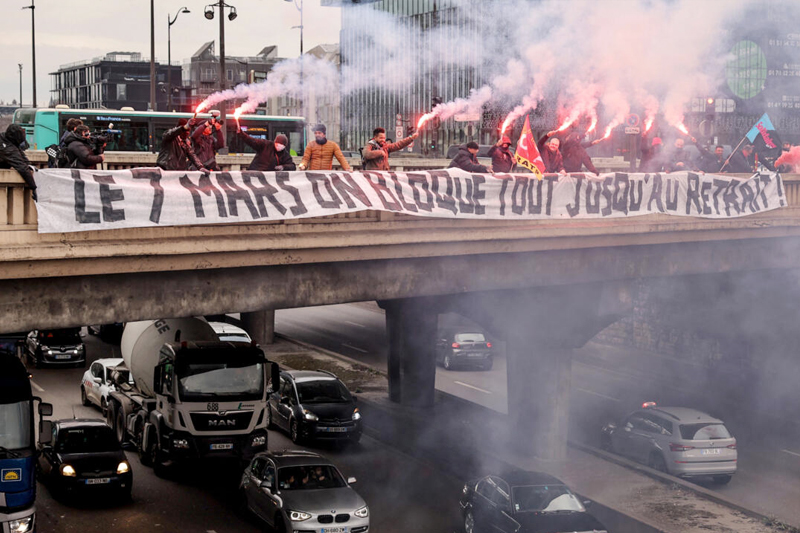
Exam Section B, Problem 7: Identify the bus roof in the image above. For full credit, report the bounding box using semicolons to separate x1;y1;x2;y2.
31;108;305;122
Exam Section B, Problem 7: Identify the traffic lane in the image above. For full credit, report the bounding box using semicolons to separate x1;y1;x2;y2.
434;356;509;414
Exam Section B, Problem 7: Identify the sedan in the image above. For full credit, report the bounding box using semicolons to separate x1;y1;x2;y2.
26;328;86;368
460;471;607;533
80;358;130;416
436;331;493;370
37;419;132;500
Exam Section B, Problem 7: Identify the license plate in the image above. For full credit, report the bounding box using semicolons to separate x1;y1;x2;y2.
85;478;110;485
701;449;721;455
468;352;485;357
321;528;348;533
210;443;234;450
55;354;72;360
319;427;349;433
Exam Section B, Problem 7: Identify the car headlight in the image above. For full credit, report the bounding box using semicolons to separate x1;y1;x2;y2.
289;510;312;522
354;506;369;518
46;349;53;355
9;516;34;533
172;438;190;449
352;408;361;421
60;464;76;477
116;461;130;474
251;434;266;446
303;409;318;421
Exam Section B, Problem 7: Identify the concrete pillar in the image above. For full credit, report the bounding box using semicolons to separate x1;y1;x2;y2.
242;309;275;345
506;340;573;461
383;299;438;407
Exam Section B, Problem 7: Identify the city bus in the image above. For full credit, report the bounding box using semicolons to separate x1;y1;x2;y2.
12;106;306;156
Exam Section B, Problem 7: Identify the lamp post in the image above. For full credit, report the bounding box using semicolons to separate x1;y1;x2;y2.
204;2;237;152
285;0;304;132
18;64;23;108
168;7;191;111
149;0;155;111
21;0;36;108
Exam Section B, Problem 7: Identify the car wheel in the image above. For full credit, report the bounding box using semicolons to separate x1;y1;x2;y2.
80;387;91;406
266;404;275;429
443;355;453;370
115;405;127;444
713;475;732;485
649;452;668;473
138;432;153;467
464;510;476;533
290;419;302;444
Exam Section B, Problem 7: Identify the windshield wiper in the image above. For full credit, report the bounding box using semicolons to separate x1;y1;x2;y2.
0;446;21;458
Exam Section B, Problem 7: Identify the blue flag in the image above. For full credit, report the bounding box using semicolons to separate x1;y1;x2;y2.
744;113;782;164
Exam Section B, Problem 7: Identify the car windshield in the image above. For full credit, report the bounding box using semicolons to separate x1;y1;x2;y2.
0;402;31;451
39;328;81;345
296;380;352;404
679;423;732;440
56;426;120;453
512;485;585;513
455;333;486;343
0;340;19;357
278;465;347;491
178;361;264;401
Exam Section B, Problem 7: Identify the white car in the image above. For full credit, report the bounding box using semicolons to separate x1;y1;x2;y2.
209;321;252;343
80;358;129;415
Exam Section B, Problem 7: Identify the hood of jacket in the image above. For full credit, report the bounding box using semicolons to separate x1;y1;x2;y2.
5;124;27;147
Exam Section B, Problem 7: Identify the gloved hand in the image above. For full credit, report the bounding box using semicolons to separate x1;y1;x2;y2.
275;165;284;171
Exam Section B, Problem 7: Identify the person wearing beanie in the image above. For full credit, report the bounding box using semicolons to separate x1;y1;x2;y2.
237;124;296;171
362;126;418;171
0;124;37;200
639;132;665;172
298;124;351;171
156;117;207;172
488;135;516;173
448;141;491;173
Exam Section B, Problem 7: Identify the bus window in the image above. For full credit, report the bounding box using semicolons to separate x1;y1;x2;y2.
272;123;305;157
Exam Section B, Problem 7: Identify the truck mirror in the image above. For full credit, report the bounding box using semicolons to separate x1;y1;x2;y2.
271;363;280;393
38;402;53;416
39;420;53;445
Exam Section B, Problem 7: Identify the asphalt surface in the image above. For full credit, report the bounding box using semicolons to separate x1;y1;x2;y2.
275;302;800;528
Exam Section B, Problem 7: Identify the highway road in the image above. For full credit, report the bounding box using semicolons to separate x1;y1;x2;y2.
276;302;800;528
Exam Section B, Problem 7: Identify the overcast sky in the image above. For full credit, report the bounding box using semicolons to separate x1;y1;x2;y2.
0;0;342;105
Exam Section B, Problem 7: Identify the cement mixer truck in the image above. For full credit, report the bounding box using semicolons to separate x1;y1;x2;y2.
106;318;279;473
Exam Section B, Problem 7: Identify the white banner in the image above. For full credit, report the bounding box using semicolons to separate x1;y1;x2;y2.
33;168;787;234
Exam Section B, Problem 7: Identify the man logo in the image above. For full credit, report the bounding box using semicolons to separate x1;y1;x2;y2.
2;469;21;482
209;419;236;427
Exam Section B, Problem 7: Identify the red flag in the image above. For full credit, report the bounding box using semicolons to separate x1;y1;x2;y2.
514;115;545;179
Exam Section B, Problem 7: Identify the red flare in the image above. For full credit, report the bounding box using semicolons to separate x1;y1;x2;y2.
776;146;800;170
234;107;243;129
587;117;598;134
645;117;655;133
675;123;689;136
418;112;436;130
501;115;514;135
602;124;615;140
557;117;575;132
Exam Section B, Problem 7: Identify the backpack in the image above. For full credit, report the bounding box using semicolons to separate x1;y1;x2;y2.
45;144;75;169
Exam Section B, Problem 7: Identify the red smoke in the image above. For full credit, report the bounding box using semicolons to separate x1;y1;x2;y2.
776;146;800;172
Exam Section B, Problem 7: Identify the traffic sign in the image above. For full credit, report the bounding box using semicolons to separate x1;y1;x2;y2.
625;114;640;128
625;127;641;134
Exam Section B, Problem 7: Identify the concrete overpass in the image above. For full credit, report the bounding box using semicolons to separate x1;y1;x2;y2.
2;167;800;460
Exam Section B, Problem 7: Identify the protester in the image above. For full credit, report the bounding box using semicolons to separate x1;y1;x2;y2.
696;143;725;173
448;141;491;173
488;136;516;173
64;125;105;169
298;124;351;171
362;127;418;171
156;118;207;172
60;118;83;147
666;138;696;172
639;135;664;172
191;117;225;171
537;131;565;173
724;145;755;173
0;124;36;199
238;128;296;172
561;132;604;174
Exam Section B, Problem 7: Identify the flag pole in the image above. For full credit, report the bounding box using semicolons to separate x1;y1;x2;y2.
720;134;748;172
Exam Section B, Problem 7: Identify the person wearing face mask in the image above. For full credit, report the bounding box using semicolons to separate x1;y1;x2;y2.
298;124;351;171
191;117;225;171
362;126;418;171
237;126;296;172
156;118;207;172
0;124;37;200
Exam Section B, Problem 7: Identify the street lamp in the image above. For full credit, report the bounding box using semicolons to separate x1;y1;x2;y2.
284;0;304;56
18;64;23;108
204;2;238;152
168;7;191;111
21;1;36;108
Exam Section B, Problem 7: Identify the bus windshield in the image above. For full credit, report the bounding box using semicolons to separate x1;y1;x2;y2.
0;401;31;451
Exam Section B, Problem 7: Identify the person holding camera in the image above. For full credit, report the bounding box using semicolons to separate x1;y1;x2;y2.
156;118;207;172
191;116;225;171
64;125;105;169
362;127;418;171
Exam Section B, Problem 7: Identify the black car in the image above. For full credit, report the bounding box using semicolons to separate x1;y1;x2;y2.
37;419;132;499
26;328;86;368
460;471;607;533
436;330;493;370
267;370;362;444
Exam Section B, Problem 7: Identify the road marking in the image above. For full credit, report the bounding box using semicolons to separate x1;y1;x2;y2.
30;381;44;392
454;381;492;394
782;449;800;458
576;388;620;402
341;343;368;353
344;321;367;328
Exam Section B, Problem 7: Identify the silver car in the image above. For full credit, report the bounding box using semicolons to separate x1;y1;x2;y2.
240;450;369;533
601;403;737;484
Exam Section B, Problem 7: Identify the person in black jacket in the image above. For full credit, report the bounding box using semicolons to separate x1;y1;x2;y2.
64;125;105;169
561;132;603;174
191;118;225;171
238;130;296;171
156;118;207;172
448;142;491;173
488;136;516;173
723;145;754;173
0;124;37;200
